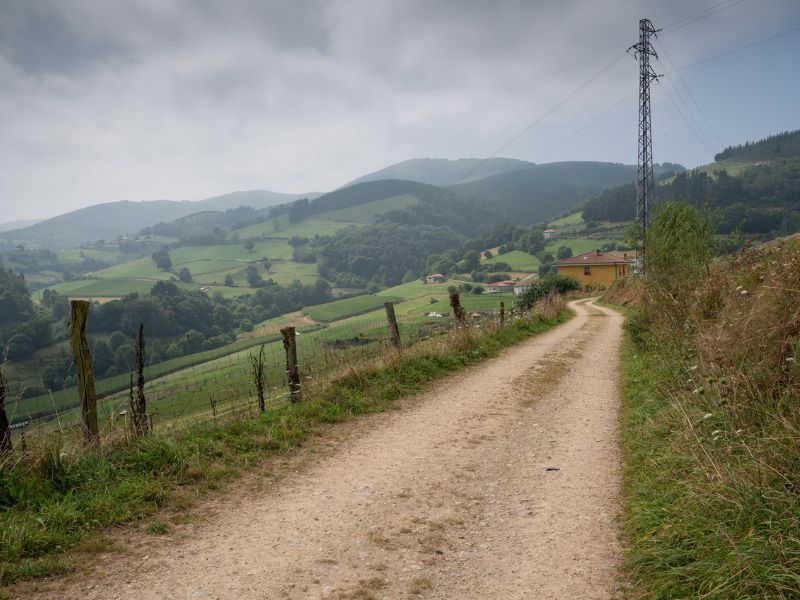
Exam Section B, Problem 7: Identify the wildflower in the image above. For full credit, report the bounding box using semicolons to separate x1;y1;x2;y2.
736;285;742;290
703;412;713;419
740;290;748;295
786;357;794;362
689;365;698;371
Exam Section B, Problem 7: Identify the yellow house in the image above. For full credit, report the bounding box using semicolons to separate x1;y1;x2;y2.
556;250;632;287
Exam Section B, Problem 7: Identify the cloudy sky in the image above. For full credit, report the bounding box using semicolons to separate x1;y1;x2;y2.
1;0;799;222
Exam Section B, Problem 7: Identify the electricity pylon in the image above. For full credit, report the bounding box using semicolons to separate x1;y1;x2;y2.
629;18;661;265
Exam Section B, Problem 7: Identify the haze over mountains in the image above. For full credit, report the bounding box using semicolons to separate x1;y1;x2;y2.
1;157;684;249
1;190;318;250
345;157;532;187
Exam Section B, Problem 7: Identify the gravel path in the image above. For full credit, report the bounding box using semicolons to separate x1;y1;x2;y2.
31;298;624;599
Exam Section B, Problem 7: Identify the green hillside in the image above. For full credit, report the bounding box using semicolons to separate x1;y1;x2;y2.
449;161;639;224
27;193;426;301
1;190;313;250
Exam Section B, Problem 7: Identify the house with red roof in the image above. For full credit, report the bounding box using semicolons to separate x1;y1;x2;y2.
425;273;447;284
486;280;516;293
555;250;633;287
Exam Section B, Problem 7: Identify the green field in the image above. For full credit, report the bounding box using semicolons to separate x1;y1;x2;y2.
234;215;354;240
31;278;193;300
314;194;419;223
264;260;319;286
170;241;292;263
548;212;584;228
660;159;755;185
90;257;172;280
304;294;401;322
545;238;618;256
56;248;122;265
234;194;420;240
484;250;540;272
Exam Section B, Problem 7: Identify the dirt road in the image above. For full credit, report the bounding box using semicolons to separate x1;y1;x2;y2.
36;299;625;599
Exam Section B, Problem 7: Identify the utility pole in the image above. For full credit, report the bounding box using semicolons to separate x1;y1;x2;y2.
629;18;661;267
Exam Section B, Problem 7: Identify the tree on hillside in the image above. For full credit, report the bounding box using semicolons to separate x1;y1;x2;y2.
243;239;255;252
462;250;481;271
246;265;264;288
483;250;493;260
0;270;34;326
152;246;172;271
4;333;34;362
178;267;193;283
224;274;235;287
556;246;573;260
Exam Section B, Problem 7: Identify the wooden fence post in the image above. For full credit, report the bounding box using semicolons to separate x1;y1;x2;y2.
500;301;505;327
384;302;402;350
449;292;466;325
250;344;267;412
131;323;148;436
0;367;11;454
281;327;302;403
69;300;99;446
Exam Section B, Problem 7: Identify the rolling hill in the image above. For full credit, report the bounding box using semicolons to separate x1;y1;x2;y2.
449;161;640;224
345;157;532;187
0;190;316;249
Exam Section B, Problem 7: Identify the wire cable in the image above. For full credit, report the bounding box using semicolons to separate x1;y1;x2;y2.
534;90;637;162
656;79;715;156
666;24;800;73
451;50;629;185
656;38;724;149
662;0;748;34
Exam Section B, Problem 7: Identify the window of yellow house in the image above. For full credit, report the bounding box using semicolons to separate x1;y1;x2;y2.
584;266;591;275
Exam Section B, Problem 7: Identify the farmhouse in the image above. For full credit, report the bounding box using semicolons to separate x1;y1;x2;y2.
513;282;533;296
487;280;515;293
426;273;447;284
543;229;558;240
556;250;632;287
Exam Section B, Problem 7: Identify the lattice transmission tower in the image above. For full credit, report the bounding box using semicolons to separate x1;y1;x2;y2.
628;18;661;263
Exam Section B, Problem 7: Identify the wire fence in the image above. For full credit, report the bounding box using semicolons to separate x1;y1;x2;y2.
2;301;513;458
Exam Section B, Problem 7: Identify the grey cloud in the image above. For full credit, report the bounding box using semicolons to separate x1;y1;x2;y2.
0;0;798;221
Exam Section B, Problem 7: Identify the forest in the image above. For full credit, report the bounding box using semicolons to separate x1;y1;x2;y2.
581;156;800;235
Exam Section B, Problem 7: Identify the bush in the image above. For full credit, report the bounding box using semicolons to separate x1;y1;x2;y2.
472;286;484;295
516;274;580;310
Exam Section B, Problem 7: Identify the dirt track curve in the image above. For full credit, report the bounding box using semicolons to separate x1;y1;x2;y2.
31;298;625;599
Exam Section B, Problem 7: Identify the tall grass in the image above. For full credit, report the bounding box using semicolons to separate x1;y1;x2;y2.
611;207;800;598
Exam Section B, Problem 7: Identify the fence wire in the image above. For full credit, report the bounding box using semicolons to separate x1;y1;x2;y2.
4;302;510;456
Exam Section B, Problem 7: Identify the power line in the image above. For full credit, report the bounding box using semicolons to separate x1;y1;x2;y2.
534;90;636;162
666;24;800;73
656;38;725;149
659;40;725;146
656;79;715;156
450;50;629;185
662;0;748;34
485;51;629;159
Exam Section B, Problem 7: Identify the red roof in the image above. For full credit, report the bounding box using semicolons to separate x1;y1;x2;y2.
427;273;445;278
557;251;631;266
488;280;515;286
543;229;557;233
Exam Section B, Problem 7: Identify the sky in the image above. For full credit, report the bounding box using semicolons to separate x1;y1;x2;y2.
1;0;799;222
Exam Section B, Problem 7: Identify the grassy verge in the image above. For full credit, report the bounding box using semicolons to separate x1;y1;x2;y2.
0;308;569;587
618;309;800;598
